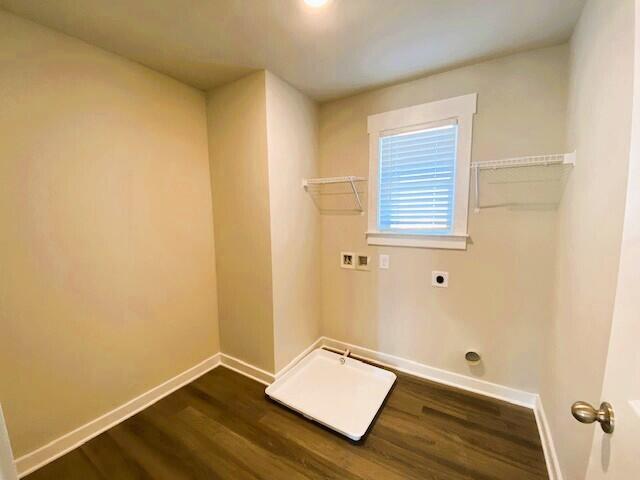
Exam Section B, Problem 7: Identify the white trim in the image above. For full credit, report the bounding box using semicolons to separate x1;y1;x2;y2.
366;232;469;250
14;354;221;478
367;94;477;133
218;337;326;384
367;94;476;250
0;405;17;480
14;343;322;477
15;340;559;479
534;396;563;480
320;337;536;408
275;337;325;379
219;354;275;385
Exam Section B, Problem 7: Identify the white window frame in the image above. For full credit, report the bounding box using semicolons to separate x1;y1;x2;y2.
366;93;477;250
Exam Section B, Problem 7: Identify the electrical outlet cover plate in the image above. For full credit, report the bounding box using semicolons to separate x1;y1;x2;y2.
432;271;449;287
341;252;355;269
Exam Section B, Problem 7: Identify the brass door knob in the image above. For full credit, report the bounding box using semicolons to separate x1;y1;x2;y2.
571;401;614;434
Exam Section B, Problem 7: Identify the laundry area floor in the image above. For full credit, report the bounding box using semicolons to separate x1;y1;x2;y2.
26;365;548;480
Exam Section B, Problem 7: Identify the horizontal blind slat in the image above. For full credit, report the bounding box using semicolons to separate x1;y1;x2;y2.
381;141;457;154
381;130;456;146
380;163;455;175
378;124;457;234
381;152;456;165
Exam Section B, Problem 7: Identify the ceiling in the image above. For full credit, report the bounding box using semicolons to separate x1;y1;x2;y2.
0;0;585;101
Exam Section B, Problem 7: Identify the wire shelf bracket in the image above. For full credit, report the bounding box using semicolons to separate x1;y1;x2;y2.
471;152;576;212
303;176;367;212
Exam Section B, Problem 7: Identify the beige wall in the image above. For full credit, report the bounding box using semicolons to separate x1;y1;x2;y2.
0;11;219;457
318;45;569;393
265;72;321;372
541;1;634;478
207;71;320;374
5;5;627;475
207;72;275;373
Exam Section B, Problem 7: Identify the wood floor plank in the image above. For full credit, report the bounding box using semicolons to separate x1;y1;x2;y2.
177;406;312;480
107;419;202;480
136;408;261;480
180;382;358;480
26;449;103;480
25;362;548;480
259;407;413;480
80;431;151;480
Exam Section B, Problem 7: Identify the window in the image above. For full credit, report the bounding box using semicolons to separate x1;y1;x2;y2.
367;94;476;249
379;123;458;235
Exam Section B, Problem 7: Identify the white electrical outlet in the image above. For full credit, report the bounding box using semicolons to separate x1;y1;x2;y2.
379;254;390;269
356;254;370;271
340;252;355;269
432;271;448;287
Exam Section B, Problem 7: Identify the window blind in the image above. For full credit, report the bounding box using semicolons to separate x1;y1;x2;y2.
378;123;458;235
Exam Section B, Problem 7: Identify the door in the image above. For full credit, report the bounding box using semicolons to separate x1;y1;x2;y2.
0;405;17;480
583;2;640;476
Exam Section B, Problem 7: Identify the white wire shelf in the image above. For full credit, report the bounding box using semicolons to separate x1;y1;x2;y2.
471;152;575;170
302;176;367;187
471;152;576;212
303;176;367;213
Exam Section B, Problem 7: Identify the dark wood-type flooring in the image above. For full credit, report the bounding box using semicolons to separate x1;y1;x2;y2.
26;365;548;479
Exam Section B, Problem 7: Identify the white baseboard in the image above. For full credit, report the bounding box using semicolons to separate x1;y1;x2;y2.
15;339;560;479
534;395;563;480
219;354;275;385
14;353;221;478
218;337;325;385
320;337;537;408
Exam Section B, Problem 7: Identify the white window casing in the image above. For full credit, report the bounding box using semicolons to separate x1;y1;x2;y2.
366;93;477;250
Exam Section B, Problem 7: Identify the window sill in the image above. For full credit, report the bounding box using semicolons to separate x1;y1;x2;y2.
366;231;468;250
